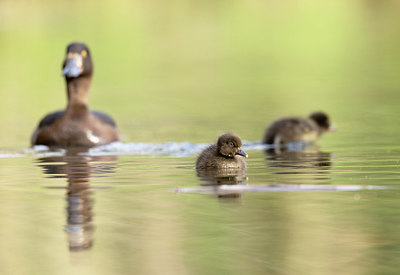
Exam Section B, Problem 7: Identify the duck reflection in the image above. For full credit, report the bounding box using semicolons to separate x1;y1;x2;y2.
35;147;117;251
265;145;331;183
196;169;247;199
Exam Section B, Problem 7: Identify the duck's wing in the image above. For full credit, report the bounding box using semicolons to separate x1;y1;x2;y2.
91;110;117;127
31;110;65;146
38;110;65;128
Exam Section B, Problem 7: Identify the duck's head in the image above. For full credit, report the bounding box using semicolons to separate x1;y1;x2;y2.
62;42;93;79
217;133;248;158
309;111;335;132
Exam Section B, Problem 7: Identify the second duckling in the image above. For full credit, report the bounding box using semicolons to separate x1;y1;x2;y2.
263;111;334;146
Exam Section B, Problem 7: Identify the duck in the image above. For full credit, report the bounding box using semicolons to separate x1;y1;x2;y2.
262;111;334;146
31;42;120;147
196;133;248;170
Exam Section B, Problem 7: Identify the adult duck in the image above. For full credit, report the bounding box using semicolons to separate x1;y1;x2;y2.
31;42;120;147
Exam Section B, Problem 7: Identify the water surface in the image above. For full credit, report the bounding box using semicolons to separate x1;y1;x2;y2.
1;139;400;274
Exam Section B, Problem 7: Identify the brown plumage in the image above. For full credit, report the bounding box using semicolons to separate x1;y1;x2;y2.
263;112;333;145
31;42;120;147
196;133;248;170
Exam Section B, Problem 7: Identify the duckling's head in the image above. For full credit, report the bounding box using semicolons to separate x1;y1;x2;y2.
62;42;93;79
309;112;332;132
217;133;248;158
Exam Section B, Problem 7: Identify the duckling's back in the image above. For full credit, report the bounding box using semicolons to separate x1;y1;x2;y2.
263;117;318;144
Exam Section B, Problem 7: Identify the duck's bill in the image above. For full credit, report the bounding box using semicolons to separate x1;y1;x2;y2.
236;148;248;158
329;125;337;132
62;56;83;77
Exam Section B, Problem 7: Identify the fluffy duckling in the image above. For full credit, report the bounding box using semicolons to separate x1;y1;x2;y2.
263;112;334;146
31;42;120;147
196;133;248;170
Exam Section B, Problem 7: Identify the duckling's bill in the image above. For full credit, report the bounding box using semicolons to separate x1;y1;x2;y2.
236;148;248;158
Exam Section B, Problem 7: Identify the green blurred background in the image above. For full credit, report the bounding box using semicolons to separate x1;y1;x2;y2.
1;0;400;146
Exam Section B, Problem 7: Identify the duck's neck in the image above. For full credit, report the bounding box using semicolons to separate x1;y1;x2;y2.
66;76;91;113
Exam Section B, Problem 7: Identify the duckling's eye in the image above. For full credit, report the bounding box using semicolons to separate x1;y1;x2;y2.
229;142;234;147
81;50;87;58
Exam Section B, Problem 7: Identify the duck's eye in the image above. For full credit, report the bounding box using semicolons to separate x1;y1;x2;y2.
229;142;234;147
81;50;87;58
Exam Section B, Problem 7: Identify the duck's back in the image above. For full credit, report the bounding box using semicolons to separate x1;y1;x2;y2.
263;117;318;144
91;110;117;127
196;144;246;170
31;110;120;147
37;110;65;128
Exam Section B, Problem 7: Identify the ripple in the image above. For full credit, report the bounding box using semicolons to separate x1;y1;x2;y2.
86;140;271;157
0;153;25;158
1;141;272;158
175;184;391;194
86;141;208;157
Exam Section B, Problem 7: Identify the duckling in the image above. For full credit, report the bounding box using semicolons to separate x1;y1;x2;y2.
196;133;248;170
31;42;120;147
263;111;334;146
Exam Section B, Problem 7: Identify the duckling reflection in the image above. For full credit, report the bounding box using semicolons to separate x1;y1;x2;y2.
196;169;247;199
265;145;331;183
35;147;117;251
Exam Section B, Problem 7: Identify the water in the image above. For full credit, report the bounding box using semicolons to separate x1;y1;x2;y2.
0;138;400;274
